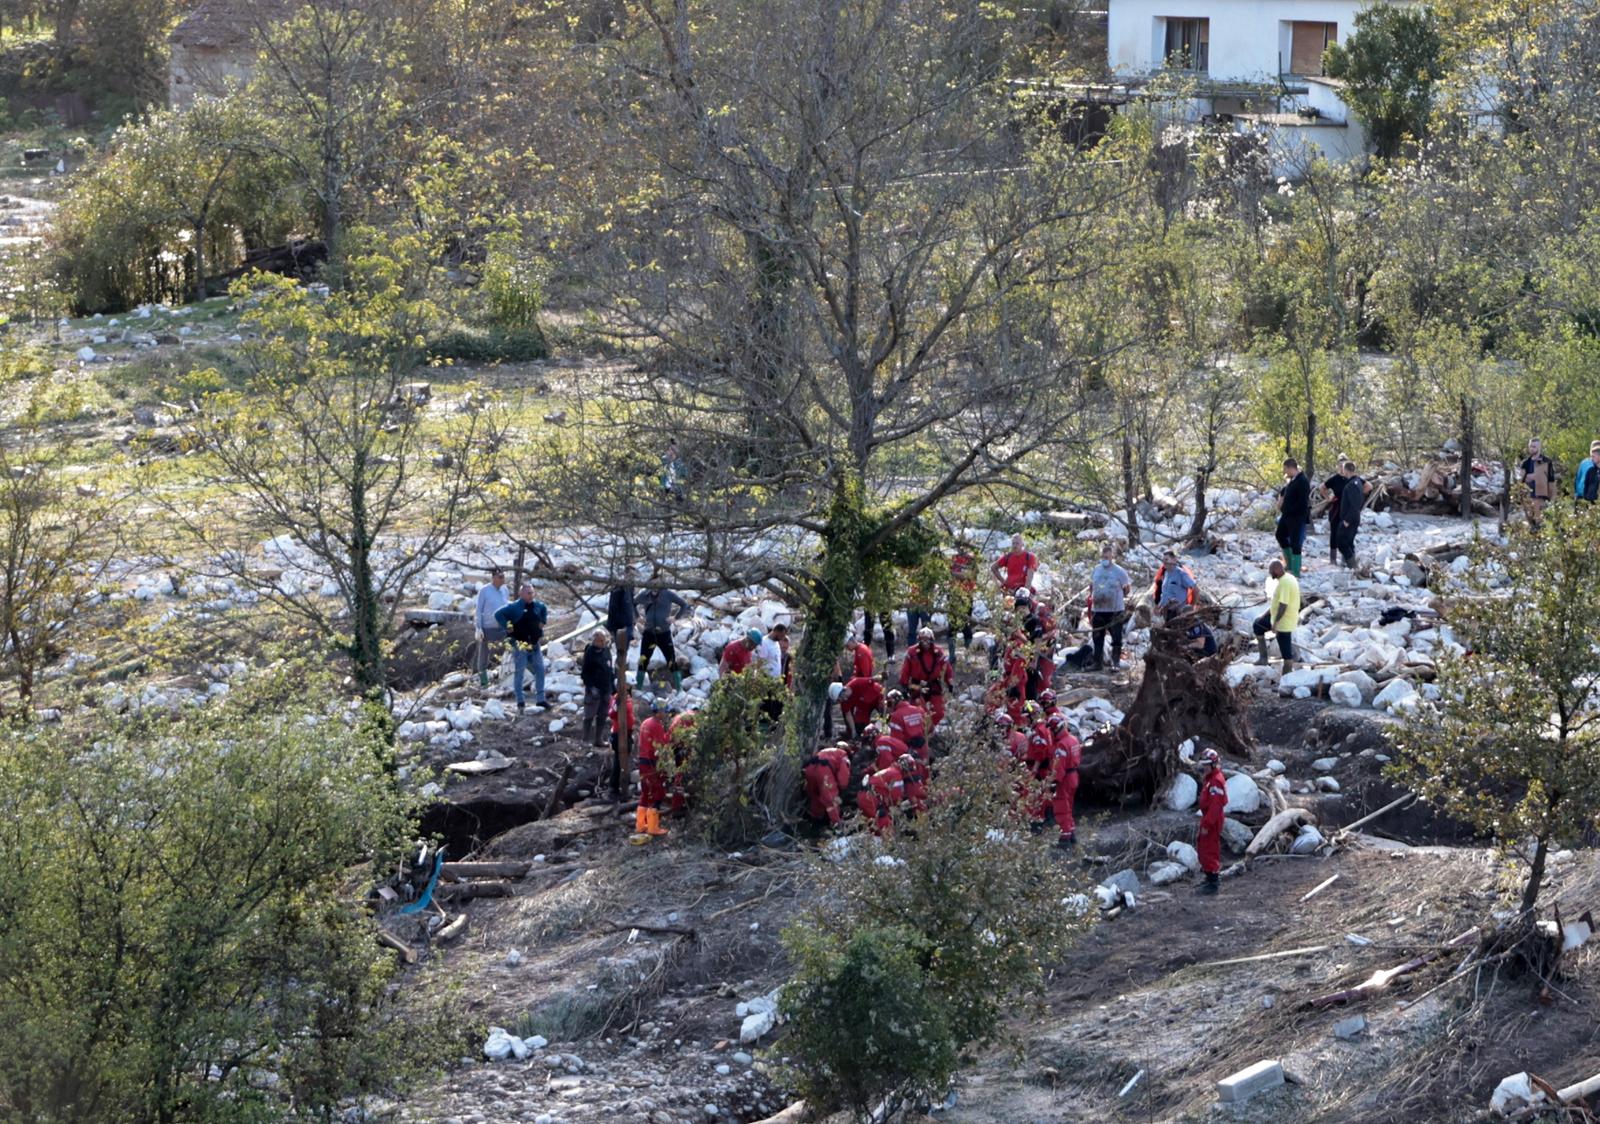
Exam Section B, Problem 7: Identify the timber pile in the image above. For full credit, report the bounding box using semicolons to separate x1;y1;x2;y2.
1078;620;1252;803
1371;460;1500;518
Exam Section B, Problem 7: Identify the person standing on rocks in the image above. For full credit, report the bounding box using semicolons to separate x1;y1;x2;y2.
1332;461;1368;568
473;567;509;688
1575;443;1600;504
635;586;689;691
1196;748;1228;895
1253;559;1300;670
607;582;636;667
1320;464;1347;566
1275;458;1311;577
1520;438;1556;526
1088;543;1132;671
494;583;548;714
1154;549;1198;620
991;532;1039;594
580;628;615;747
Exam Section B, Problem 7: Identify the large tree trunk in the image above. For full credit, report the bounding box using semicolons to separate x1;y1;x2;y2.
1304;406;1317;483
1077;622;1252;804
1121;427;1139;545
1459;396;1475;520
1186;465;1210;543
348;468;385;693
1520;836;1548;916
776;475;866;819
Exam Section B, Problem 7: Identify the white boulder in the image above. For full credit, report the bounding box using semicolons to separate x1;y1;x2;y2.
1373;678;1418;713
1166;841;1201;872
1164;772;1198;811
1223;774;1261;815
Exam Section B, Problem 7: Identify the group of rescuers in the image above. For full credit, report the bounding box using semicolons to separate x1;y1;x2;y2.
473;474;1338;892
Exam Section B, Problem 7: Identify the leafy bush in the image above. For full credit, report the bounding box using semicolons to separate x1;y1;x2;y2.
52;100;303;313
665;669;789;844
0;665;459;1121
426;325;550;364
482;227;547;332
777;737;1091;1118
781;924;960;1115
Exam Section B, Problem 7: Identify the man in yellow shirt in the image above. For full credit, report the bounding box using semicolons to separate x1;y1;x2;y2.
1252;559;1300;670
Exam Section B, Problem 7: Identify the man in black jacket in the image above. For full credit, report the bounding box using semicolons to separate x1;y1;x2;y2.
607;583;636;666
1275;458;1311;577
580;629;616;747
1332;461;1369;568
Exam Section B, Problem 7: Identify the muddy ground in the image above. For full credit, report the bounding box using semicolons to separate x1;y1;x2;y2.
378;661;1600;1124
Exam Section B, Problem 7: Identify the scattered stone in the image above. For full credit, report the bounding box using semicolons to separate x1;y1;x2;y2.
1166;840;1200;872
1148;861;1187;885
1223;774;1261;815
1311;757;1339;772
1290;826;1326;854
1217;1059;1285;1104
1373;678;1417;713
1328;681;1362;708
1101;868;1141;897
1315;777;1341;793
1221;818;1253;853
1164;772;1198;811
1333;1014;1367;1040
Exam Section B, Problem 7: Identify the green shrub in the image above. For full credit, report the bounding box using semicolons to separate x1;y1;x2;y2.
426;325;550;364
777;736;1092;1118
666;668;788;844
781;924;960;1116
0;664;459;1121
481;228;546;332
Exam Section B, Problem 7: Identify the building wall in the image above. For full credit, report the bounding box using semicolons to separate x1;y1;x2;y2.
1234;117;1368;177
168;44;257;109
1108;0;1374;82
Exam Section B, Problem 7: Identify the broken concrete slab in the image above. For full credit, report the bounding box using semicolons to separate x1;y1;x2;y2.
1217;1059;1284;1104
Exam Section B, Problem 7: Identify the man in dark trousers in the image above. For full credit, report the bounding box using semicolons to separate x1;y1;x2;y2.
635;586;689;690
1320;465;1346;565
1521;438;1557;526
1275;458;1311;577
1332;461;1368;568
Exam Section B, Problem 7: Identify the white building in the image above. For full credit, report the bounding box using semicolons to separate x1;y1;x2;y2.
1105;0;1400;173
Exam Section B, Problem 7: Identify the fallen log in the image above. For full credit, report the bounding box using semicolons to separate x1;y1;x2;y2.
1309;927;1480;1009
1078;623;1252;803
377;929;419;964
1247;808;1317;858
1205;944;1331;969
1333;792;1415;839
436;913;469;942
435;881;514;901
441;861;531;880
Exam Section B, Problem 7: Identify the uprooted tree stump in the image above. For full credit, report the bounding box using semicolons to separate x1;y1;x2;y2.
1078;619;1252;804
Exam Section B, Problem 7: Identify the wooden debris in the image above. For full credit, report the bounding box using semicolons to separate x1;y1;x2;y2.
441;861;531;880
1309;927;1479;1009
1299;874;1340;903
1205;945;1331;969
1246;808;1317;858
1333;793;1416;840
377;928;418;964
436;913;469;942
436;881;514;902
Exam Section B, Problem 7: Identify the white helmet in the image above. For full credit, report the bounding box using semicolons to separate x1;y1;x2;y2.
828;682;846;702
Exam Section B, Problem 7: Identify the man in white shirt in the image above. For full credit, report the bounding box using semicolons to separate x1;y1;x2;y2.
758;624;787;679
474;567;509;687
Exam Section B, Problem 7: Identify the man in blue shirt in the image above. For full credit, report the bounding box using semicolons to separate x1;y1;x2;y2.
495;584;550;714
1576;443;1600;503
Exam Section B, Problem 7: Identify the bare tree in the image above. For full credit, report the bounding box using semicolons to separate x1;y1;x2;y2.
510;0;1140;798
0;380;118;715
176;243;500;694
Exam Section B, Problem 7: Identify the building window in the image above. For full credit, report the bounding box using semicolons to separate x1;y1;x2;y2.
1287;21;1337;76
1163;17;1209;72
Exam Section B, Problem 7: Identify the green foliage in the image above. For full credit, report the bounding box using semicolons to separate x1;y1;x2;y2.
481;226;546;332
1323;2;1444;160
1388;504;1600;914
0;366;118;713
778;738;1090;1118
780;924;960;1117
52;99;302;313
426;325;549;365
672;668;788;844
0;664;459;1121
181;233;498;693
